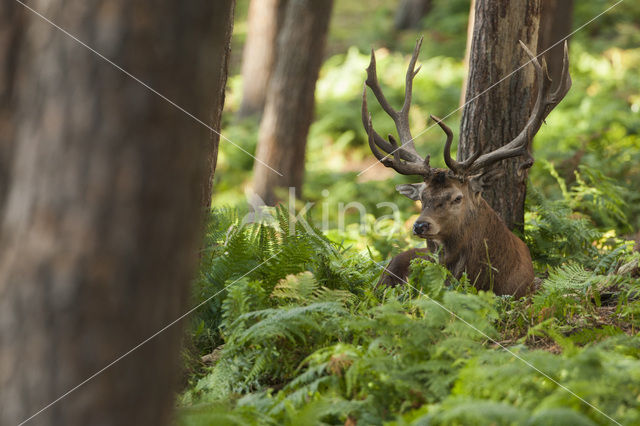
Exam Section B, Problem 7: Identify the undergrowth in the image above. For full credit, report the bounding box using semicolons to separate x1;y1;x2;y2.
178;188;640;425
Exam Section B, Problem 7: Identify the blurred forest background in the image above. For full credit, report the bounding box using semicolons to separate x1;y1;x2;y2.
216;0;640;242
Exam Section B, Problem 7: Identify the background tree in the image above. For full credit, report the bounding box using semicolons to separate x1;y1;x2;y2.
237;0;287;118
459;0;475;106
0;2;24;212
458;0;541;231
394;0;433;30
203;2;236;208
252;0;334;205
538;0;574;90
0;1;234;424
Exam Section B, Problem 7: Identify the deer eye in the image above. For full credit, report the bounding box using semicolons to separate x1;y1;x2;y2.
453;195;463;204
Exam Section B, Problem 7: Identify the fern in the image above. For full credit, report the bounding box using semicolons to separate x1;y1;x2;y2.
271;272;356;306
445;344;640;425
219;279;269;337
571;165;631;233
182;205;640;425
531;263;615;320
189;206;346;353
230;302;346;347
220;302;347;391
525;185;602;269
409;399;530;425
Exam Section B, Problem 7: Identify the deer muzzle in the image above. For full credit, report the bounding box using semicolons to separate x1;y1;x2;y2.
413;220;432;237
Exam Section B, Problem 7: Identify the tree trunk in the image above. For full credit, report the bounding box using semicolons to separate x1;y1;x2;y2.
202;2;236;209
459;0;476;106
0;1;234;425
458;0;541;231
538;0;573;91
394;0;433;30
252;0;334;206
0;2;24;213
237;0;287;118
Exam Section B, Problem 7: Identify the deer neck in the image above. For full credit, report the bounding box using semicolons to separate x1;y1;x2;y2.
440;198;503;274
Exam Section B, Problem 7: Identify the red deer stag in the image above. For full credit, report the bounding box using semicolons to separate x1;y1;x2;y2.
362;38;571;298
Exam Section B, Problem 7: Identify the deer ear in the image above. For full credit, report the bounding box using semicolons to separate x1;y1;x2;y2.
396;183;425;201
469;168;506;195
469;177;483;195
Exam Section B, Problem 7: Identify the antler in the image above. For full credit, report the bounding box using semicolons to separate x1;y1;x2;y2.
362;37;434;177
456;40;572;175
362;39;570;179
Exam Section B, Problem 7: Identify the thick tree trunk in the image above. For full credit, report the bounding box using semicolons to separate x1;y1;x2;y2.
252;0;334;206
0;1;234;425
237;0;287;118
458;0;541;231
202;2;236;209
394;0;433;30
538;0;573;91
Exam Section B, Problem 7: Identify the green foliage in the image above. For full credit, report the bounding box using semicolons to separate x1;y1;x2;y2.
525;185;602;269
202;260;500;423
531;264;602;324
446;343;640;425
524;160;637;271
570;166;630;232
181;203;640;425
574;1;640;51
189;205;338;353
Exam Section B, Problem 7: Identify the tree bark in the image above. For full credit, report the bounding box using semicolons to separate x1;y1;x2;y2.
252;0;334;206
394;0;433;30
237;0;287;118
458;0;541;231
0;1;234;425
202;1;236;209
538;0;573;91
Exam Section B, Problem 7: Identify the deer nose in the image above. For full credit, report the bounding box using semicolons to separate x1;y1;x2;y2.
413;221;430;235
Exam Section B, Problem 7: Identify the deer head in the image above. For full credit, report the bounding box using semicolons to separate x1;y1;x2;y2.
362;37;571;241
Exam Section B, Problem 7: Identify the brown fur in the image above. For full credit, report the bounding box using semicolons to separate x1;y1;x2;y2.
379;172;535;298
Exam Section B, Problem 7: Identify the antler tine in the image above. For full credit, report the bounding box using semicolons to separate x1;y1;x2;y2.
365;48;397;119
401;36;424;116
365;112;392;167
549;41;572;107
430;115;480;175
364;37;425;164
463;40;572;175
362;84;395;154
431;114;457;173
362;84;420;163
396;36;423;148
